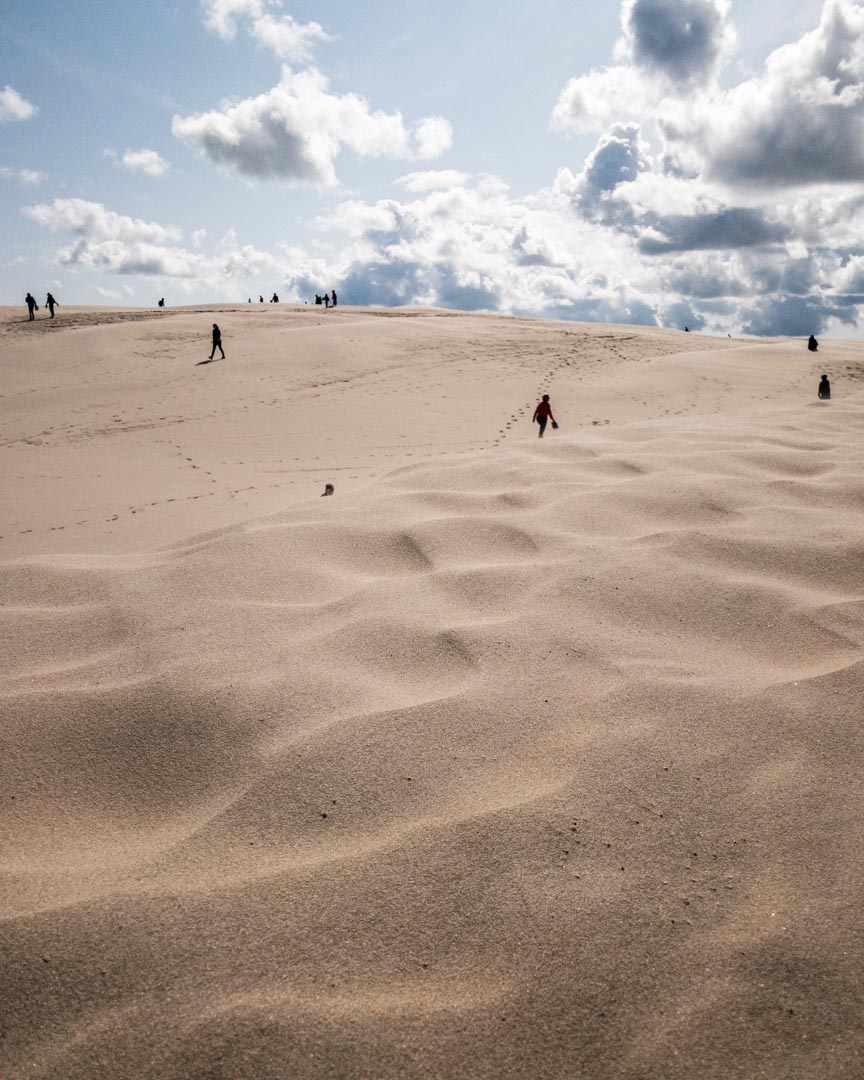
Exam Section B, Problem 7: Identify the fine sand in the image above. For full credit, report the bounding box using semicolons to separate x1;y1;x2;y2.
2;304;863;1078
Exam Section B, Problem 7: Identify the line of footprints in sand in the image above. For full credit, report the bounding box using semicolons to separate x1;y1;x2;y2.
3;441;364;540
491;356;609;447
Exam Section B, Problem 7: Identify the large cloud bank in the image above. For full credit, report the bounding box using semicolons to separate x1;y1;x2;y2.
22;2;864;336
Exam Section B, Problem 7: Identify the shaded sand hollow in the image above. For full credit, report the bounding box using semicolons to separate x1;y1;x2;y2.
2;304;863;1079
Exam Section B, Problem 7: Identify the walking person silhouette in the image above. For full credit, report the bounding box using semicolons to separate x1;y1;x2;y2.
25;292;37;320
46;292;58;318
209;323;225;360
532;394;557;438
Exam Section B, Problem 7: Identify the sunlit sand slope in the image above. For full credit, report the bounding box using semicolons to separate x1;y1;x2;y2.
1;307;863;1078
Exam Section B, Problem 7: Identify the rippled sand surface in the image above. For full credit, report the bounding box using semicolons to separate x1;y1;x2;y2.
2;305;863;1078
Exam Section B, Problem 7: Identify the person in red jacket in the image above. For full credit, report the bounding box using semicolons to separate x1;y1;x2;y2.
532;394;556;438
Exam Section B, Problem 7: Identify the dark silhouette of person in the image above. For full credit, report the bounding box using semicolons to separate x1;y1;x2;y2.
46;292;58;318
818;374;831;400
331;289;337;307
209;323;225;360
324;293;330;309
315;294;322;305
808;334;819;352
271;293;279;303
25;292;37;320
532;394;556;438
684;325;690;332
321;483;334;496
259;295;264;303
158;297;165;308
248;297;252;303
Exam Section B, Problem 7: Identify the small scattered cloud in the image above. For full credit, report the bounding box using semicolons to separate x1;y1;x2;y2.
249;13;329;61
200;0;329;60
200;0;266;39
118;148;171;176
413;117;453;159
18;168;45;185
395;170;469;192
0;166;46;185
0;85;37;122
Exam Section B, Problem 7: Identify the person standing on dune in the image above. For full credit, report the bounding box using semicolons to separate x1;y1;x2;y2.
209;323;225;360
46;292;58;318
25;292;37;320
818;374;831;400
532;394;557;438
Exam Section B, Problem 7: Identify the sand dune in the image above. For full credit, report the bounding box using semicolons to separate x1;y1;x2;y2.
2;305;863;1078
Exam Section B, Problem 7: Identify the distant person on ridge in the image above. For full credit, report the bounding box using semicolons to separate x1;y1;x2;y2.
209;323;225;360
331;289;337;307
271;293;279;303
808;334;819;352
25;292;37;320
324;293;330;309
46;292;58;318
259;295;264;303
321;483;334;496
532;394;557;439
818;374;831;400
158;297;165;308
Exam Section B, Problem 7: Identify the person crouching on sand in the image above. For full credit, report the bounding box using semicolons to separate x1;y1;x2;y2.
532;394;556;438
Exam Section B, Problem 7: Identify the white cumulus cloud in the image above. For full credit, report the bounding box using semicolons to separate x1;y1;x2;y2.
0;165;45;184
687;0;864;185
249;13;329;60
172;66;451;185
23;198;182;244
200;0;328;60
119;148;171;176
413;117;453;160
0;85;38;122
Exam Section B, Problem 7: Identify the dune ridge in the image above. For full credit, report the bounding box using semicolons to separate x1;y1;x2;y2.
2;306;864;1078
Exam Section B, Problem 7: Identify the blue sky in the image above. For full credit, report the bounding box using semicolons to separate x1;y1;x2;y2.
3;0;862;336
